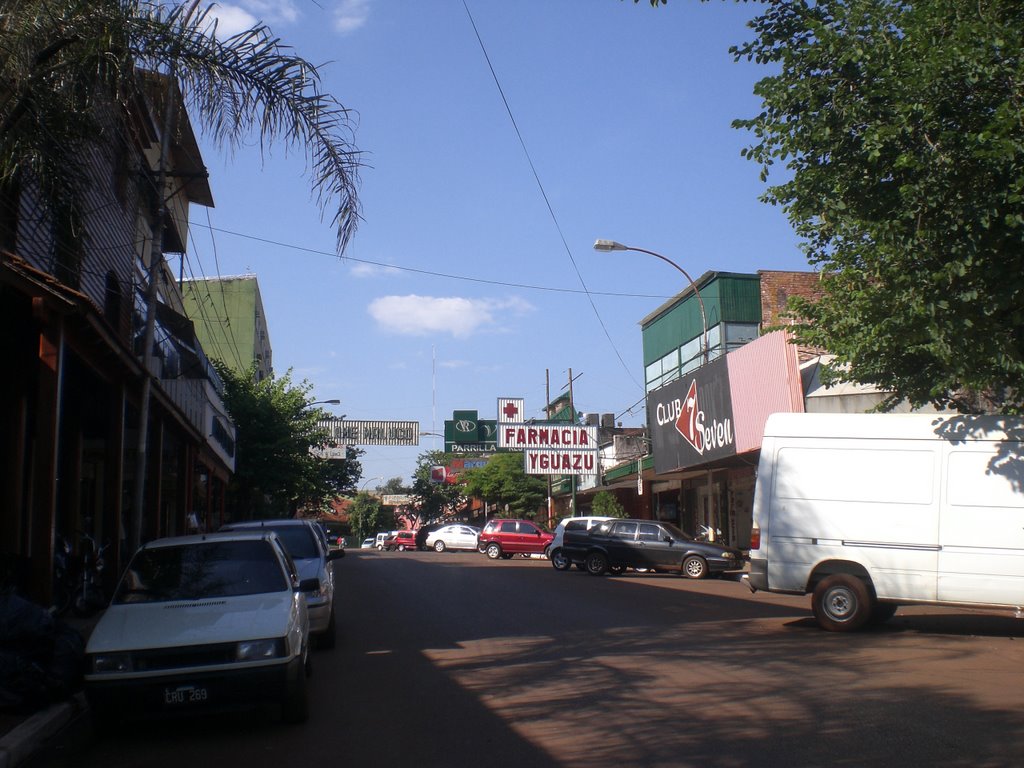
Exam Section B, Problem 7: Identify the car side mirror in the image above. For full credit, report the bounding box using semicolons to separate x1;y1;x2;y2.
298;577;320;592
664;536;674;544
328;549;345;560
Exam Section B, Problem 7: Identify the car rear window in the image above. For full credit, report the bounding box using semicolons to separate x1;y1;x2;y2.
263;525;320;559
114;540;288;603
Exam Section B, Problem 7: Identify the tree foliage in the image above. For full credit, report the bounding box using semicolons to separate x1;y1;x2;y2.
347;492;395;542
729;0;1024;413
461;453;547;519
215;363;362;519
410;451;467;523
591;490;627;518
0;0;361;253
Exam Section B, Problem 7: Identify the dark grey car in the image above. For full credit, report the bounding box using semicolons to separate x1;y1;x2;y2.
561;518;745;579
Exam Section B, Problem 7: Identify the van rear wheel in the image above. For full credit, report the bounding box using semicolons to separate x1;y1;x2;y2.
812;574;872;632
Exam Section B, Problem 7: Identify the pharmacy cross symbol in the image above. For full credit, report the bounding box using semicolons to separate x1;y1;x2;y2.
502;401;520;420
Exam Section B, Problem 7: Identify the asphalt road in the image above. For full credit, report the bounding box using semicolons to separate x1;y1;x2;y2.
40;549;1024;768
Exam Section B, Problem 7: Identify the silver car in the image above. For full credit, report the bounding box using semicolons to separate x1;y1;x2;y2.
425;524;482;552
220;519;343;648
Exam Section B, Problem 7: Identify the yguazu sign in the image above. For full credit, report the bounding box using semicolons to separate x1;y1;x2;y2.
523;449;597;476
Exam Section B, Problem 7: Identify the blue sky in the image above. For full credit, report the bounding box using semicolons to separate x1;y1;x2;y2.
187;0;808;486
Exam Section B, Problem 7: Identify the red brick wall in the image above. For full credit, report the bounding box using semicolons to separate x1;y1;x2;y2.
758;270;827;361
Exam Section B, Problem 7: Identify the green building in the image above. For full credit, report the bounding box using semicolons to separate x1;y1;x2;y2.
181;275;273;381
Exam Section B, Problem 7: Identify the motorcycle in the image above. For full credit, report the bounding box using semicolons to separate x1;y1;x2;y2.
72;533;108;617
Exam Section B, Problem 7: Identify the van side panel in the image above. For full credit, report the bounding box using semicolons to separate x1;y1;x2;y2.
764;441;940;600
938;443;1024;605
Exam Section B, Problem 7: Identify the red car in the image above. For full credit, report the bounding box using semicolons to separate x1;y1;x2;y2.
384;530;417;551
478;519;553;560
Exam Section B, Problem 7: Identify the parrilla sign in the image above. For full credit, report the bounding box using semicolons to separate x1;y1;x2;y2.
648;356;736;473
498;424;597;450
524;450;597;476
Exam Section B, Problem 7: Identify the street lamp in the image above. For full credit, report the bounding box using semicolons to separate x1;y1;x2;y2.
360;476;384;492
308;398;341;407
593;239;708;365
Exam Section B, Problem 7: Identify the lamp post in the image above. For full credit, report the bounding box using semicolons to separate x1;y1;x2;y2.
360;476;384;492
308;399;341;407
593;239;708;366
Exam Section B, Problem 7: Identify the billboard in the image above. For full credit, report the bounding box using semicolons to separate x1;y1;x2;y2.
523;449;598;476
319;419;420;446
498;423;598;450
445;411;497;452
647;356;736;474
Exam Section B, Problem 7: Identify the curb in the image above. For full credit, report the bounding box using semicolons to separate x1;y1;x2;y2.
0;693;87;768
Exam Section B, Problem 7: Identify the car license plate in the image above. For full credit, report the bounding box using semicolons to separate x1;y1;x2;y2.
163;684;209;706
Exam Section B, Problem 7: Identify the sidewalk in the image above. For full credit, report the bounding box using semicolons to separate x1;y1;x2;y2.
0;612;102;768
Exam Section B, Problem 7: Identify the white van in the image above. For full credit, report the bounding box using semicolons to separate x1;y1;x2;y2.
745;412;1024;631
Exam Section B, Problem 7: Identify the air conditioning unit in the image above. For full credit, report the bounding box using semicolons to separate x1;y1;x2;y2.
582;412;599;426
600;413;616;428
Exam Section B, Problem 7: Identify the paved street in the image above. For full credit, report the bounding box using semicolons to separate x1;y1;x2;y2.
43;550;1024;768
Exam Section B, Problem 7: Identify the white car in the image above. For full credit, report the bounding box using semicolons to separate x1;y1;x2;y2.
547;516;614;570
425;524;482;552
84;531;312;725
220;519;343;648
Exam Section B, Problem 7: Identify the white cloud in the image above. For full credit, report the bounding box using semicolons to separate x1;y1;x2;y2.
206;1;300;37
368;295;533;338
334;0;371;34
206;5;258;37
350;262;401;278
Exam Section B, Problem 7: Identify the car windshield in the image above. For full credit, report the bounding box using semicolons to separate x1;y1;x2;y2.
113;540;288;604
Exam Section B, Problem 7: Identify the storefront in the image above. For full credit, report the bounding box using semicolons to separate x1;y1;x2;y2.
645;331;803;547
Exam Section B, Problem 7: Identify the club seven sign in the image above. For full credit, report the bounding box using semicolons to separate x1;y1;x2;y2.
648;356;735;474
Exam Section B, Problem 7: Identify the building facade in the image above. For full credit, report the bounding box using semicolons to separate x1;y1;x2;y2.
181;275;273;381
0;78;235;606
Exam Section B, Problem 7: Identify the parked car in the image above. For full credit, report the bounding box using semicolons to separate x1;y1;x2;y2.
546;516;614;571
220;519;342;648
84;531;313;726
415;522;446;551
425;524;481;552
375;532;394;551
478;519;553;560
360;538;375;549
562;518;744;578
384;530;417;551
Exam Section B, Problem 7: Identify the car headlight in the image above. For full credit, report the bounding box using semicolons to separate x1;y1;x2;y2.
92;653;133;674
236;639;283;661
720;551;737;559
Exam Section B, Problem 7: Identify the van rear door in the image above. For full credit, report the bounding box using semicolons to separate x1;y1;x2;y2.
938;440;1024;606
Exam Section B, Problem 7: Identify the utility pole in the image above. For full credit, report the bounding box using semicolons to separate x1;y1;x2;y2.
568;367;576;516
130;71;178;555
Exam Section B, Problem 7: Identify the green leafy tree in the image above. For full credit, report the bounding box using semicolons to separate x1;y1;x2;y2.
215;363;362;519
591;490;627;519
728;0;1024;413
347;492;395;542
461;453;547;520
381;477;411;495
411;451;467;523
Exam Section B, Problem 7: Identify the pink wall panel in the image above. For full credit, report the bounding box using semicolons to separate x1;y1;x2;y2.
727;331;803;453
